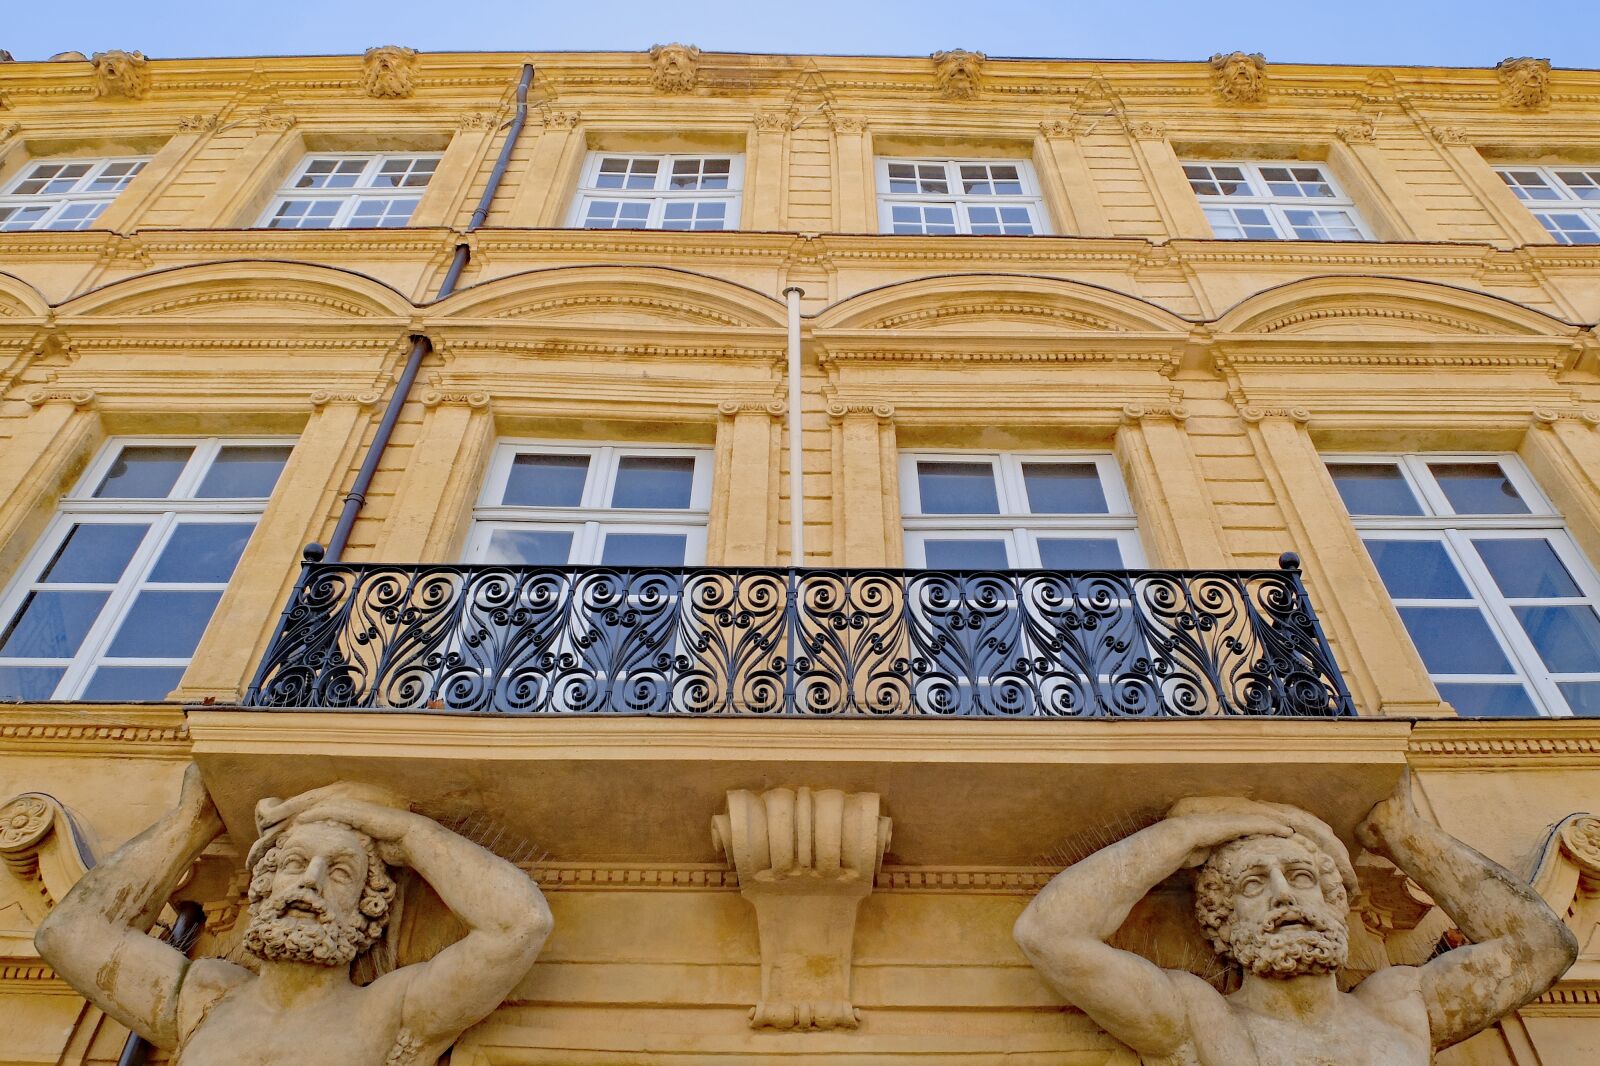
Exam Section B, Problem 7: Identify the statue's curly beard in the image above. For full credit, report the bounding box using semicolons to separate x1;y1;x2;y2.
242;888;375;967
1223;907;1349;978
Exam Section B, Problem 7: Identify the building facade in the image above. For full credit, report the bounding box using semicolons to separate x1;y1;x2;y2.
1;43;1599;1063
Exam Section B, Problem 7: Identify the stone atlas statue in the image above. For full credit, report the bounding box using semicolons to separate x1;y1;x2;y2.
1014;774;1578;1065
35;767;551;1066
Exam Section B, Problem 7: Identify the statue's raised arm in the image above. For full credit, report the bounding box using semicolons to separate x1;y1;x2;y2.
1357;772;1578;1050
37;771;553;1066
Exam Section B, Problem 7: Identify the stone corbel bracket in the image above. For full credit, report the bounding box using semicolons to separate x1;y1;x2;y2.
713;787;891;1030
1532;812;1600;982
0;793;95;947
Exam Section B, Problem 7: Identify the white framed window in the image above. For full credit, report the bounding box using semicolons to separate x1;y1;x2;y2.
899;452;1142;568
1326;454;1600;718
468;443;713;567
569;153;743;231
258;153;441;229
876;158;1049;235
1184;161;1372;241
0;438;293;702
1493;165;1600;245
0;158;150;231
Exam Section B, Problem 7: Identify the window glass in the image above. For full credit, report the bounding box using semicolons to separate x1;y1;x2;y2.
501;454;590;507
611;456;695;509
483;529;574;566
94;446;194;499
147;524;255;583
1021;462;1109;514
917;462;1001;514
1428;462;1529;515
195;446;291;498
1473;539;1581;598
1327;463;1424;516
1366;540;1471;599
39;525;148;584
1036;538;1125;570
599;532;689;567
923;539;1010;569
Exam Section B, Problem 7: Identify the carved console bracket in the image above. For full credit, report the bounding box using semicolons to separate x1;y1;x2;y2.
712;787;891;1030
1533;812;1600;983
0;793;94;956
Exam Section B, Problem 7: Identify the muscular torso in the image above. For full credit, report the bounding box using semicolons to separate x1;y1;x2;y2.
174;961;427;1066
1150;969;1431;1066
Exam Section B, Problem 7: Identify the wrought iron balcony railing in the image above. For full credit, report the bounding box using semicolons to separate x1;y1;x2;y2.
244;549;1354;717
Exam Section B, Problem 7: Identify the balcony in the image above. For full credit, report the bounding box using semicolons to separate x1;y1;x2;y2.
244;550;1354;718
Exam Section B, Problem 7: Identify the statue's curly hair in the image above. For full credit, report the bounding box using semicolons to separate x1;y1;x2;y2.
247;819;398;949
1193;831;1347;957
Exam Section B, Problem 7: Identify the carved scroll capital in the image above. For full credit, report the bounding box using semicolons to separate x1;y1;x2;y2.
24;387;95;410
718;399;786;419
1239;405;1312;425
825;401;895;423
1532;407;1600;430
0;792;93;923
713;787;890;1030
1121;403;1190;424
420;389;490;409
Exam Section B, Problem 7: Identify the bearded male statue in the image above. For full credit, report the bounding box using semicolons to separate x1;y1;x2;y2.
35;767;551;1065
1014;775;1577;1064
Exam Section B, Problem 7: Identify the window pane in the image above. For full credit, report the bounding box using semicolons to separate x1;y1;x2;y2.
0;665;65;701
1557;682;1600;717
611;456;695;509
483;529;573;565
147;523;254;583
1396;606;1516;674
923;539;1010;569
1365;540;1470;599
1437;682;1540;717
1429;462;1529;515
1513;605;1600;673
103;590;223;658
94;446;193;499
916;462;1000;514
501;454;589;506
0;590;109;657
39;524;149;584
195;445;291;498
1472;538;1582;599
599;533;688;567
1021;462;1109;514
1326;463;1424;516
80;666;186;701
1037;538;1124;569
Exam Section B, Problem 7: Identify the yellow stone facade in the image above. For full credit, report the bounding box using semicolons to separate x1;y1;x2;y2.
1;45;1599;1063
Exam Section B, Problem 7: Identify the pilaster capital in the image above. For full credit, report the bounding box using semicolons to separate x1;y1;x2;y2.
1239;405;1312;425
1124;117;1168;141
826;400;895;423
1430;126;1472;146
718;399;786;419
420;389;490;409
177;113;220;133
457;110;497;131
308;389;382;409
254;108;296;133
24;387;95;410
1532;406;1600;430
1121;402;1190;425
539;109;581;130
1335;119;1378;144
752;110;793;132
828;115;868;135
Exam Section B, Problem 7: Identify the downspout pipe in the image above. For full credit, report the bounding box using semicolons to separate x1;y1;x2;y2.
323;61;535;561
783;286;805;565
115;902;205;1066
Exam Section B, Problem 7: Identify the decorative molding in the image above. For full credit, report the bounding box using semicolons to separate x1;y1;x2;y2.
828;115;867;135
91;50;150;100
752;111;792;132
648;43;701;93
1532;813;1600;986
1210;51;1267;104
1408;735;1600;760
718;399;787;418
825;401;895;422
1238;405;1312;424
714;787;891;1031
457;111;496;131
1121;402;1190;424
539;109;581;130
1125;118;1168;141
361;45;418;99
0;793;95;925
931;49;985;99
1253;306;1492;335
1498;56;1552;110
254;108;296;132
0;718;188;747
1430;126;1472;145
0;122;18;144
1038;119;1072;139
23;387;95;409
872;300;1124;332
420;389;490;409
1335;119;1378;144
308;389;382;409
177;113;220;133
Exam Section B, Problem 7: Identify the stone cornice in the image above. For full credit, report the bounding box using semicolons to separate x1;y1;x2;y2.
1408;719;1600;766
0;706;190;756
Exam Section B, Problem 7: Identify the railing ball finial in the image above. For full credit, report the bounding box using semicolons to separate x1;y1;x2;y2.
303;542;326;563
1278;551;1301;571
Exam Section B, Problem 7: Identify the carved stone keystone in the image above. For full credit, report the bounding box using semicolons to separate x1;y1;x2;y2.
713;787;891;1030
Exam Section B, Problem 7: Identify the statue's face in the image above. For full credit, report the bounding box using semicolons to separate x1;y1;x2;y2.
1210;836;1349;978
243;821;380;967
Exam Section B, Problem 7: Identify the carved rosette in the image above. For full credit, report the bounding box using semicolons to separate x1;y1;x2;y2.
1559;815;1600;877
0;792;93;917
648;43;701;93
931;49;985;99
91;50;150;100
1498;57;1551;110
362;45;418;99
1209;51;1267;104
713;787;891;1030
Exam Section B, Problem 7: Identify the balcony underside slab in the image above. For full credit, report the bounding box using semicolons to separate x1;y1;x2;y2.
186;710;1408;867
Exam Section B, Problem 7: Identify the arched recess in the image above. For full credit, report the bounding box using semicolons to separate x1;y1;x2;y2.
813;274;1192;335
57;260;415;321
431;265;788;329
1214;275;1583;338
0;271;51;321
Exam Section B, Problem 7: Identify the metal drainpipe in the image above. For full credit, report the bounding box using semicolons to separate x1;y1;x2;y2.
115;901;205;1066
322;61;536;561
783;286;805;565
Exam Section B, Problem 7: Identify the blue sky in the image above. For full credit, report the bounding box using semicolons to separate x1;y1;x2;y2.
4;0;1597;68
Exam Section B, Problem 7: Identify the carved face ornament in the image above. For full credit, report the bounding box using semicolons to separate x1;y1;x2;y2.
932;50;984;99
243;820;395;968
362;46;417;99
1196;834;1350;978
1210;51;1267;104
649;43;700;93
91;50;149;100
